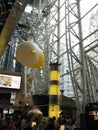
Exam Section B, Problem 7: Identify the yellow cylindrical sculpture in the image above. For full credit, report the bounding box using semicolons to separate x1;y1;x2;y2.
49;62;60;119
50;70;60;80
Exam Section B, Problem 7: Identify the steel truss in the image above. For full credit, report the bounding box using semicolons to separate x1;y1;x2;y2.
0;0;98;114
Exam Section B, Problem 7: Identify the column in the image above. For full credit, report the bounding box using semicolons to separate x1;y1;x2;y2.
49;62;60;119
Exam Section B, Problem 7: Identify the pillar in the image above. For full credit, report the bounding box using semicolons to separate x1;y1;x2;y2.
49;62;60;119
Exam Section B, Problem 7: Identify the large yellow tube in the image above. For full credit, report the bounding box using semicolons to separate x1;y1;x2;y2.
49;62;60;119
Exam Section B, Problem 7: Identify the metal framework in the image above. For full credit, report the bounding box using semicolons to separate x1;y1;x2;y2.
0;0;98;114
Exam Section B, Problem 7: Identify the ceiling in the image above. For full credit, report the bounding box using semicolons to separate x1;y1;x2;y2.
0;0;15;33
0;0;46;32
0;0;31;56
0;0;48;56
0;0;98;110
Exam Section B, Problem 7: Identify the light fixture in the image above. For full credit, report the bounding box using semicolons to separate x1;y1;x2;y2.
25;4;32;13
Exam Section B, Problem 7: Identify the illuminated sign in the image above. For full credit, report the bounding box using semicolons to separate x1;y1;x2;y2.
0;74;21;90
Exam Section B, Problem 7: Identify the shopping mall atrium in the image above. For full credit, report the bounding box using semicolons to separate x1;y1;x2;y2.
0;0;98;129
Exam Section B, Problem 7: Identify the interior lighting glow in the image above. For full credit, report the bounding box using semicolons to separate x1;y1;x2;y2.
25;4;32;13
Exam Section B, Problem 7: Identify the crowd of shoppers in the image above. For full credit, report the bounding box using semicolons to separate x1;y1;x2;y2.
0;111;76;130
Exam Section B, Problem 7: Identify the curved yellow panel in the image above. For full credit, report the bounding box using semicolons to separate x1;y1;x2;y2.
0;37;7;57
50;70;60;80
32;51;44;68
49;105;60;119
49;85;60;95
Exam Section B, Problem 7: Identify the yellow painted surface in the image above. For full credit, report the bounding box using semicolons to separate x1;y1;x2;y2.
32;51;44;68
50;70;60;80
49;85;60;95
49;105;60;119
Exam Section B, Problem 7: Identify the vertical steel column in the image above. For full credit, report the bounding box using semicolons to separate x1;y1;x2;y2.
66;0;81;111
49;62;60;119
77;0;87;111
57;0;60;63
